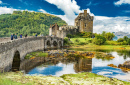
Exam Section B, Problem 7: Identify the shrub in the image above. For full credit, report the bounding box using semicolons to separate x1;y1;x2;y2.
104;41;119;45
127;38;130;45
92;34;106;45
77;42;88;45
117;38;124;42
88;39;92;43
122;41;128;45
123;36;128;41
64;37;70;45
67;34;74;38
75;39;80;43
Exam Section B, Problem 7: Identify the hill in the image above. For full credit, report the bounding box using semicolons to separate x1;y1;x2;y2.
0;11;67;37
113;31;130;40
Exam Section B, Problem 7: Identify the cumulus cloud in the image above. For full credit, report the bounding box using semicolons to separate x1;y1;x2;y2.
114;0;130;5
0;0;2;4
45;0;130;34
93;16;130;33
0;6;17;15
38;9;47;13
0;7;35;15
45;0;94;25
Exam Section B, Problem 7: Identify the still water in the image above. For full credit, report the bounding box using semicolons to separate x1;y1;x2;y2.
22;49;130;82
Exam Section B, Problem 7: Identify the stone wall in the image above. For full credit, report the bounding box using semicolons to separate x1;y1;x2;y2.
0;37;11;43
75;10;94;33
0;36;63;72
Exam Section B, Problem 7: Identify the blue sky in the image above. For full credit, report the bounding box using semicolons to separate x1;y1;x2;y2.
0;0;130;33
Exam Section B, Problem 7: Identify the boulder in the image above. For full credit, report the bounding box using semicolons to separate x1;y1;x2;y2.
118;60;130;69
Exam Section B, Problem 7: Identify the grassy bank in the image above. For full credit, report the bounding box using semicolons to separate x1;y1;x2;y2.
66;38;130;50
0;72;130;85
25;51;48;59
70;44;130;50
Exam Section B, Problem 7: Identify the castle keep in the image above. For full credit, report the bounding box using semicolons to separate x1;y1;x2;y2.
49;10;94;38
75;10;94;33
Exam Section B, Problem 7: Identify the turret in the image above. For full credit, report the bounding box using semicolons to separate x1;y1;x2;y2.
84;10;87;18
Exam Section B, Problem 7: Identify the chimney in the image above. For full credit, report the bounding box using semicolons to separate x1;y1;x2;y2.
84;10;87;18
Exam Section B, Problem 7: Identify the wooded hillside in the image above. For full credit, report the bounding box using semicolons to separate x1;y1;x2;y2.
0;11;67;37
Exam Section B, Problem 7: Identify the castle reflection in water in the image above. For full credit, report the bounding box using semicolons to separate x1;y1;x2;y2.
19;56;92;73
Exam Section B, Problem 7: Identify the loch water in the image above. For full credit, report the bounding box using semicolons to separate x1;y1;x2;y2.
20;49;130;82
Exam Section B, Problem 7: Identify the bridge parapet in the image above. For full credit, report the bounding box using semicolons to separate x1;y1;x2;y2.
0;36;45;53
0;36;64;72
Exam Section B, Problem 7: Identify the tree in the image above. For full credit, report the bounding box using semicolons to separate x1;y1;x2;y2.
0;11;67;37
123;36;128;41
102;31;106;36
117;38;124;42
104;32;115;41
92;34;106;45
127;38;130;45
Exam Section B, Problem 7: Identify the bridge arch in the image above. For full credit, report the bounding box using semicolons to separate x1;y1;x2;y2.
0;36;64;72
59;41;62;47
53;40;58;47
46;40;51;47
12;50;20;71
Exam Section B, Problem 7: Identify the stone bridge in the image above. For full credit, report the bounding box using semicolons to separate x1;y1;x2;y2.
0;36;63;72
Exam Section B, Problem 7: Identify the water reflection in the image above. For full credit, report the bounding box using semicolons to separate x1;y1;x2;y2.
74;58;92;72
20;57;92;76
19;49;130;82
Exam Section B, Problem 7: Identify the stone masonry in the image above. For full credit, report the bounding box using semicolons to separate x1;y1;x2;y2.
0;36;63;72
49;10;94;38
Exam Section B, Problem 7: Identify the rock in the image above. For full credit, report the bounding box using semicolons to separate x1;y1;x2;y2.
123;60;130;69
118;60;130;72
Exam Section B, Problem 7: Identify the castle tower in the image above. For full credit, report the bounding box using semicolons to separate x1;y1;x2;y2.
84;10;87;18
75;10;94;33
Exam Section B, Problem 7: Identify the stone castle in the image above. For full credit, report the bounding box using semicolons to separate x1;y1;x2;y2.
49;10;94;38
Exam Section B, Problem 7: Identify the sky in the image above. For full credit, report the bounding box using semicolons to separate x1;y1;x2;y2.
0;0;130;33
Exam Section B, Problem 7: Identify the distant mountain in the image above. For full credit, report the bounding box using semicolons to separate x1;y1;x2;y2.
113;31;130;40
0;11;67;37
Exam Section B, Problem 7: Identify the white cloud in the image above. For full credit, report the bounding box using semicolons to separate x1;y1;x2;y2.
0;1;2;4
55;63;76;76
45;0;94;25
38;9;47;13
19;0;22;2
86;2;92;6
45;0;130;34
114;0;130;5
0;6;17;15
93;16;130;33
0;7;35;15
112;74;130;81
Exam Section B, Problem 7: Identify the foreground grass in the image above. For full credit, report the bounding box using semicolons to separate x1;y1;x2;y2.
0;72;130;85
61;72;130;85
25;51;48;59
70;44;130;50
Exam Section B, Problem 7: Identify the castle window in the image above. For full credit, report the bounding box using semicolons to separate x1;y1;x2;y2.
85;23;87;27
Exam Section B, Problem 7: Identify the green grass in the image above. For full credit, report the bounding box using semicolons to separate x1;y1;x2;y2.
61;72;130;85
67;38;130;50
25;51;48;59
70;38;92;42
1;72;130;85
0;73;33;85
70;38;92;45
70;44;130;51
